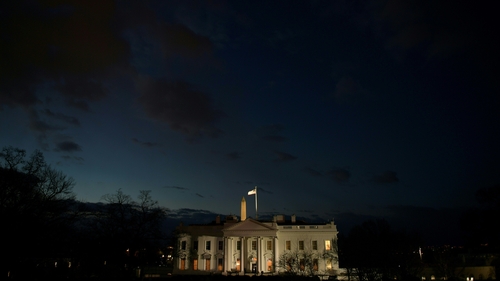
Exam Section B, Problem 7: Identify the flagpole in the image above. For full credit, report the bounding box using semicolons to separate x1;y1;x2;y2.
255;186;258;220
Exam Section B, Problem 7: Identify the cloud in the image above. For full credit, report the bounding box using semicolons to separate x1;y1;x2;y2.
0;1;129;109
55;77;108;102
226;151;241;160
42;109;80;127
28;110;66;134
258;187;273;195
132;138;161;148
260;123;285;133
64;99;91;112
273;151;297;162
164;185;189;191
333;76;368;103
262;135;287;142
327;168;351;183
61;155;84;163
195;193;204;198
304;167;323;177
55;141;82;153
137;77;224;139
372;171;399;184
158;23;214;59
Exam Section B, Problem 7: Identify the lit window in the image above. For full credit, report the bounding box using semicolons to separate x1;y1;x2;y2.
252;240;257;250
267;240;272;250
325;240;331;251
326;258;332;270
299;240;304;250
313;259;318;271
206;241;211;251
218;258;223;271
285;240;291;250
312;240;318;250
193;258;198;270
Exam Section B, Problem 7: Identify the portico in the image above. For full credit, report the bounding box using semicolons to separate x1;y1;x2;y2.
222;218;278;274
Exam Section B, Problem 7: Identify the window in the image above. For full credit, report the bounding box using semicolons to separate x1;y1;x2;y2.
193;258;198;270
313;259;318;271
285;240;291;250
180;258;186;270
326;258;332;270
236;241;241;250
299;240;304;250
267;240;272;250
312;240;318;250
325;240;331;251
218;258;223;271
251;240;257;250
218;241;223;250
205;258;210;271
300;259;305;271
193;241;198;250
181;241;186;250
206;241;211;251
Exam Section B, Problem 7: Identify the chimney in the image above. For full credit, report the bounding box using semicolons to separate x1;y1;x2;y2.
240;197;246;221
291;214;296;223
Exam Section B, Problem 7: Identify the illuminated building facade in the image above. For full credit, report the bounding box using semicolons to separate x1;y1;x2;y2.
175;197;339;275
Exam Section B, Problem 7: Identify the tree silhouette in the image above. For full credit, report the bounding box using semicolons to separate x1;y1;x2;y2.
338;219;423;281
0;146;76;279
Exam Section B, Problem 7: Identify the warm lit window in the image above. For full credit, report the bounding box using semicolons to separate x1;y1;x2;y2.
313;259;318;271
325;240;331;251
205;258;210;270
326;258;332;270
285;240;291;250
219;241;223;250
312;240;318;250
251;240;257;250
180;258;186;270
299;240;304;250
267;240;272;250
218;258;223;271
300;259;305;271
193;258;198;270
206;241;211;251
181;241;186;250
237;241;241;250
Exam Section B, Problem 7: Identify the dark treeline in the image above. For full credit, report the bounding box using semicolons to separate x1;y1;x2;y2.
1;146;499;281
337;184;500;281
1;146;169;280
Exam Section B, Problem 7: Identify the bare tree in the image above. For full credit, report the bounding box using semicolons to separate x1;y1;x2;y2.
0;146;77;278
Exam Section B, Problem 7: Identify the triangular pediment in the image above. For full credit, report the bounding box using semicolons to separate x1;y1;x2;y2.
223;218;277;237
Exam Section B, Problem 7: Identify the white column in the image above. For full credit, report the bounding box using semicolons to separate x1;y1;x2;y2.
224;237;229;273
273;236;278;273
240;237;245;274
258;237;263;274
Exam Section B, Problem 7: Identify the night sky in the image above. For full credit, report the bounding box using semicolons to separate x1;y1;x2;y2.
1;1;499;245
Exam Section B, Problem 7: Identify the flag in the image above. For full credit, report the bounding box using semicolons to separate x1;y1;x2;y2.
248;188;257;195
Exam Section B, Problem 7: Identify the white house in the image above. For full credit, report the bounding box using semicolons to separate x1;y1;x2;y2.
175;197;339;276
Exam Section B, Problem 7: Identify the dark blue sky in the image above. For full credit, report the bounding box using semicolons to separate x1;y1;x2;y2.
1;0;499;245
